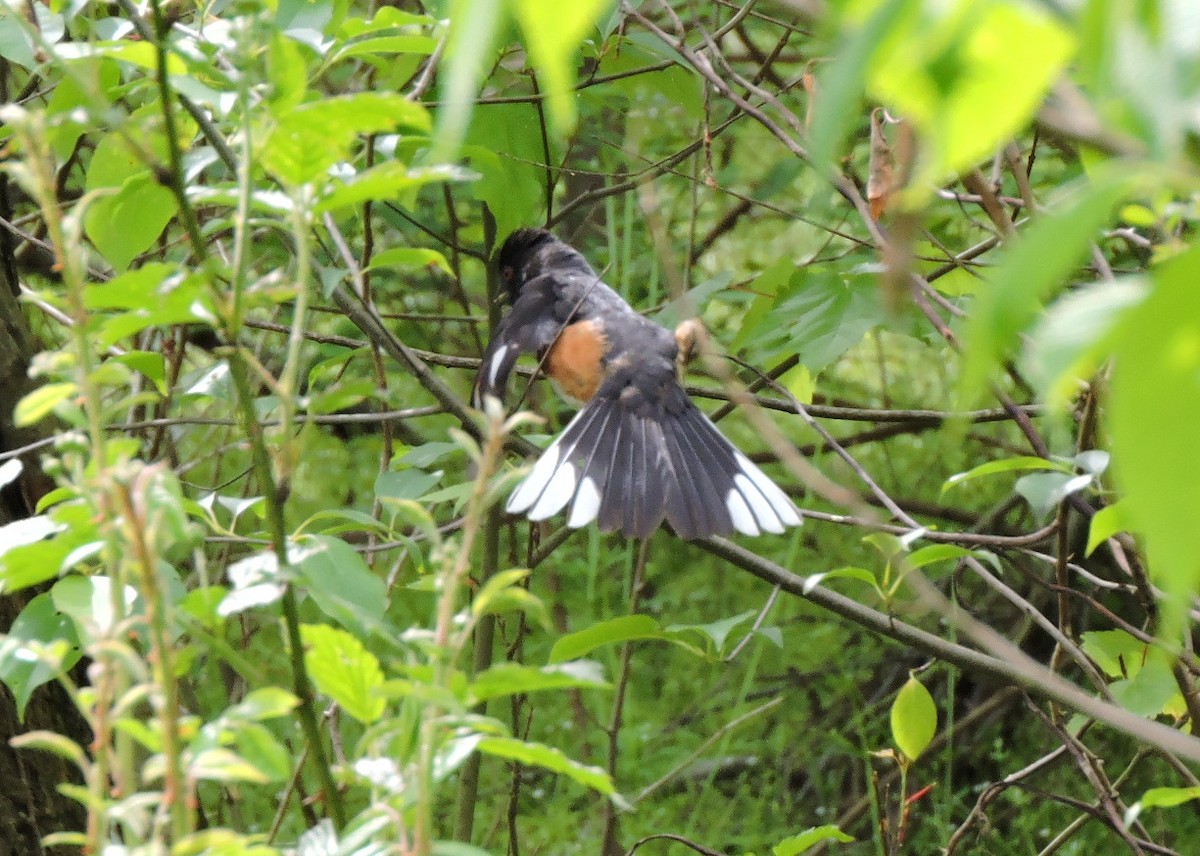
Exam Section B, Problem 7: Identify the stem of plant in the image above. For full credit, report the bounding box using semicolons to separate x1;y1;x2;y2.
414;407;507;853
227;352;345;827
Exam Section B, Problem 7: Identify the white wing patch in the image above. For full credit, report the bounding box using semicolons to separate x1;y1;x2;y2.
568;476;601;528
725;489;760;536
507;444;562;513
733;473;785;534
487;344;510;391
734;452;801;527
530;462;576;520
507;408;593;519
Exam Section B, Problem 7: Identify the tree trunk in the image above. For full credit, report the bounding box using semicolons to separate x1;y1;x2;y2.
0;231;90;855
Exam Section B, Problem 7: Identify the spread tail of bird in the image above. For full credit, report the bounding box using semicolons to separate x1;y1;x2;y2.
506;395;801;540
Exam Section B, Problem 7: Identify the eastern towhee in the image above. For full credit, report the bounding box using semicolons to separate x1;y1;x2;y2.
474;228;801;540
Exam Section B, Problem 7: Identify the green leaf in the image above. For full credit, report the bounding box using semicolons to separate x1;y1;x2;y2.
1015;472;1093;519
14;382;77;427
471;568;530;617
1109;242;1200;624
743;267;885;372
468;661;608;704
548;614;664;663
1110;656;1177;719
375;469;443;503
433;0;506;160
366;248;455;279
52;576;138;644
903;544;977;570
314;163;470;214
264;93;430;186
111;351;167;395
1137;785;1200;810
189;748;271;784
514;0;615;136
1087;501;1131;556
957;176;1129;407
667;610;756;653
942;456;1066;493
868;0;1074;190
476;735;628;806
772;825;855;855
1026;278;1146;409
803;566;878;594
290;536;387;630
0;593;80;720
1080;629;1144;679
394;441;461;468
233;722;292;783
225;688;300;722
85;172;179;272
300;623;386;724
808;0;914;179
891;675;937;762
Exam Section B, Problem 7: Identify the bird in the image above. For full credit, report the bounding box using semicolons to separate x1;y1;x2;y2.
473;227;801;541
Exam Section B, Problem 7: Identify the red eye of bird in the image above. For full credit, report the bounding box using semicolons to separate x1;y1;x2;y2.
501;265;514;281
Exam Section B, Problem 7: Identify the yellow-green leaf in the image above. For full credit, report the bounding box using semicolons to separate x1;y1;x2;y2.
890;675;937;762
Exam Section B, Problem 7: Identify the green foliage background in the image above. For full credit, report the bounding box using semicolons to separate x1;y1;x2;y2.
2;0;1200;854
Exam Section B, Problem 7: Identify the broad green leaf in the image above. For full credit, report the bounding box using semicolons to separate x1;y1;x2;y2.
264;94;430;186
300;623;386;724
0;593;80;720
891;675;937;762
1015;472;1093;518
1080;629;1144;679
808;0;914;180
84;172;179;272
741;266;886;372
773;825;855;855
1087;501;1131;556
315;163;469;214
367;246;455;278
476;735;628;806
1110;656;1178;719
394;441;461;468
189;748;271;784
548;614;663;663
514;0;615;135
1;504;98;594
291;536;387;630
52;576;139;643
803;566;878;594
1137;785;1200;810
904;544;977;570
957;176;1129;407
431;0;505;160
375;469;443;503
472;568;533;617
468;661;609;704
942;456;1066;493
14;382;77;427
1026;278;1146;408
667;610;756;653
225;688;300;722
233;722;292;782
1109;242;1200;622
112;351;167;395
868;0;1073;191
